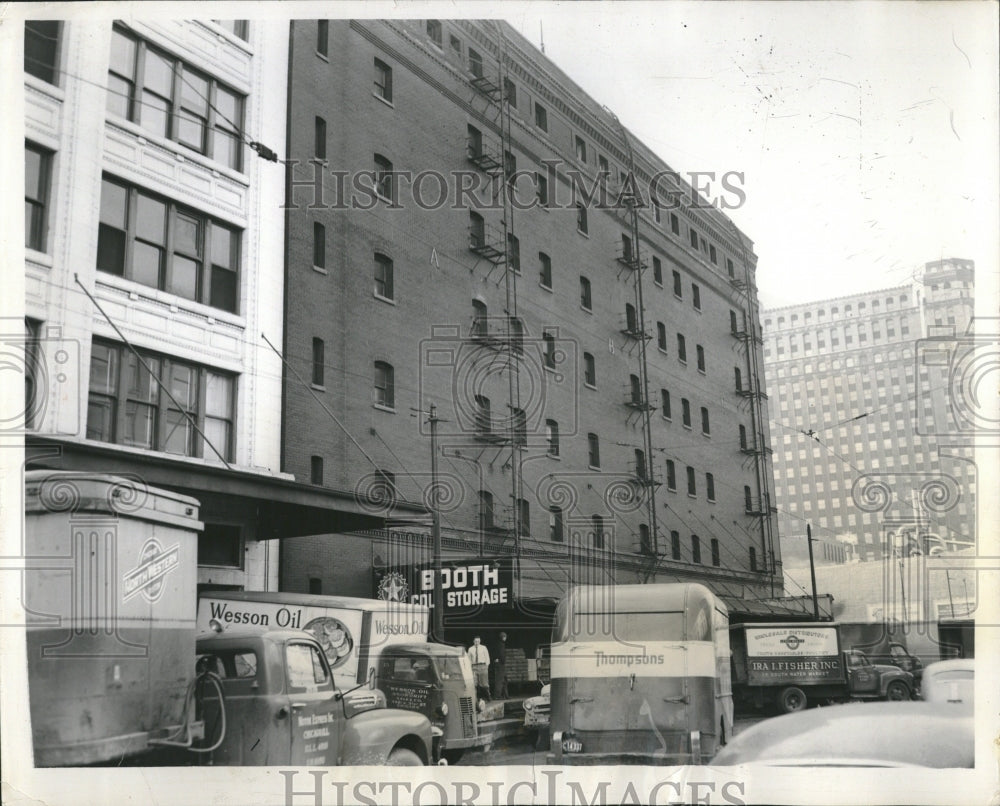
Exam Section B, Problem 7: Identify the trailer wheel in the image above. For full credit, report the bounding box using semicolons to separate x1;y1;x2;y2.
386;748;423;766
778;687;807;714
885;681;910;701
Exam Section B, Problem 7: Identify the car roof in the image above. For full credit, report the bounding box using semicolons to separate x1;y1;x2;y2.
197;628;316;648
713;702;973;768
924;658;974;674
381;642;464;657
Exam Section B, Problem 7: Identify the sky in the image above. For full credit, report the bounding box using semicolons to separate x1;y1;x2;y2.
502;1;999;310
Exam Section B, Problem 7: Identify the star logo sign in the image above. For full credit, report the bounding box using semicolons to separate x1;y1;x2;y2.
378;571;408;602
780;635;804;651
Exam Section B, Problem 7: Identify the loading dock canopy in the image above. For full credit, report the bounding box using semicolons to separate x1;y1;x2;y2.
26;437;430;538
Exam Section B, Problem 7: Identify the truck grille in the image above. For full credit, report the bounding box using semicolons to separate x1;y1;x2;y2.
459;696;476;738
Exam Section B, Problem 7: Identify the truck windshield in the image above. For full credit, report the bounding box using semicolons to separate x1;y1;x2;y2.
434;656;465;681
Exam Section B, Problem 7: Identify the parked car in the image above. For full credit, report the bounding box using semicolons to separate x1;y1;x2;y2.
921;659;974;705
712;701;973;767
523;684;550;728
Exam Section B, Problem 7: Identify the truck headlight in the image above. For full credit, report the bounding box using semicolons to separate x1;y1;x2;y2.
523;701;534;711
438;703;449;717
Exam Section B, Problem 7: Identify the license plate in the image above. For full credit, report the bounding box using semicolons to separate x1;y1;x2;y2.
562;737;583;753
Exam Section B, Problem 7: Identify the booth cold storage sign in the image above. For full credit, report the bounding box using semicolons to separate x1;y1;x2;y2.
373;557;513;619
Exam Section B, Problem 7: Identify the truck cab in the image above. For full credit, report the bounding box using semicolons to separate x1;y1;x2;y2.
844;650;913;701
194;629;433;765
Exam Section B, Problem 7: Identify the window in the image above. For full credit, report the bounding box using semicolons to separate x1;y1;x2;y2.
97;176;240;313
726;257;735;278
576;203;588;234
620;233;633;263
286;643;329;691
549;507;564;542
625;303;638;335
734;367;742;392
706;473;715;501
543;332;556;369
25;21;60;84
518;497;530;536
672;270;682;298
749;547;757;571
215;20;249;40
199;523;244;568
311;338;325;386
665;460;676;490
592;515;605;549
638;524;652;555
312;222;325;269
534;102;548;131
535;170;549;206
316;20;329;56
689;227;698;248
25;143;51;252
696;345;705;372
479;490;494;532
474;395;491;433
469;211;485;249
468;48;483;78
373;58;392;102
670;530;681;560
670;213;680;235
681;398;691;428
309;577;323;595
652;256;662;285
23;319;40;430
574;135;587;163
504;149;517;178
503;77;517;108
426;20;442;47
507;233;521;272
700;406;710;435
374;361;394;409
509;316;524;355
107;27;244;170
587;433;601;468
711;538;720;566
686;466;696;496
583;352;596;387
691;535;701;564
310;456;324;485
730;310;739;334
692;283;701;310
579;276;592;310
661;389;671;419
373;154;394;202
634;449;647;481
628;374;642;406
739;424;748;450
744;485;753;512
314;116;327;159
545;419;560;456
87;339;235;460
512;407;527;447
538;252;552;289
676;333;687;363
657;322;667;351
374;253;393;300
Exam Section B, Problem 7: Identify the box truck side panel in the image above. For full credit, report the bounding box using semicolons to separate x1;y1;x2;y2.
744;626;843;686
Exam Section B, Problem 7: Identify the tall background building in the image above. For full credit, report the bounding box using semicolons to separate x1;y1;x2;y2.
279;19;791;641
762;258;976;586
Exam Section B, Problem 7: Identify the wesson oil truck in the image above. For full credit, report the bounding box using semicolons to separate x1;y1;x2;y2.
23;471;432;766
730;623;915;714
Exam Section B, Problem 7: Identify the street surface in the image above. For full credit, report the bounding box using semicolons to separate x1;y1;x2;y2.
459;716;765;765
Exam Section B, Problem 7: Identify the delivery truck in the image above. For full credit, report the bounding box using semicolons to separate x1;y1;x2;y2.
23;471;433;766
730;622;915;714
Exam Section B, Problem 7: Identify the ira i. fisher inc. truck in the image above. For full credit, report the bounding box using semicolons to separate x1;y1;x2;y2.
196;591;430;689
730;623;915;714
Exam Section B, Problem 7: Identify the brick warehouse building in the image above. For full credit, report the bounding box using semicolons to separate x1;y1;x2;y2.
278;18;795;640
763;258;977;578
20;18;426;598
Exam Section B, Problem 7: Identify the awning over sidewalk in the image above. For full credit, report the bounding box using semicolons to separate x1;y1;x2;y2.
26;437;431;538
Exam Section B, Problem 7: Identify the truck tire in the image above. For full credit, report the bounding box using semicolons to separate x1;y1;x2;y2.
885;680;910;701
778;687;807;714
386;747;423;766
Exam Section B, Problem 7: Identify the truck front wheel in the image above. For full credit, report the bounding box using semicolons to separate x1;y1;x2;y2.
386;747;423;766
778;687;807;714
885;681;910;701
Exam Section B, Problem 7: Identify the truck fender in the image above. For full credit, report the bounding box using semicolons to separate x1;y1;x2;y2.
341;708;433;765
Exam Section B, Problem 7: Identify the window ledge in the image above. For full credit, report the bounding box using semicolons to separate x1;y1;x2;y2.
372;92;395;109
316;51;330;62
373;403;397;414
701;432;711;439
682;424;692;431
312;265;329;275
94;272;246;329
584;382;597;390
374;293;396;305
580;305;592;314
698;368;706;375
311;384;326;392
24;72;65;102
576;228;590;238
546;453;561;461
539;282;552;293
679;359;688;366
26;248;54;269
588;465;601;471
674;294;683;302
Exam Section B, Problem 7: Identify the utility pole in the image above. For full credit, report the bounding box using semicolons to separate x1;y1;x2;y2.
806;523;820;620
428;404;445;642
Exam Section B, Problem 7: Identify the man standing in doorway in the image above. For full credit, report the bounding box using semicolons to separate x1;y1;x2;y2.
467;636;490;701
494;631;509;699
